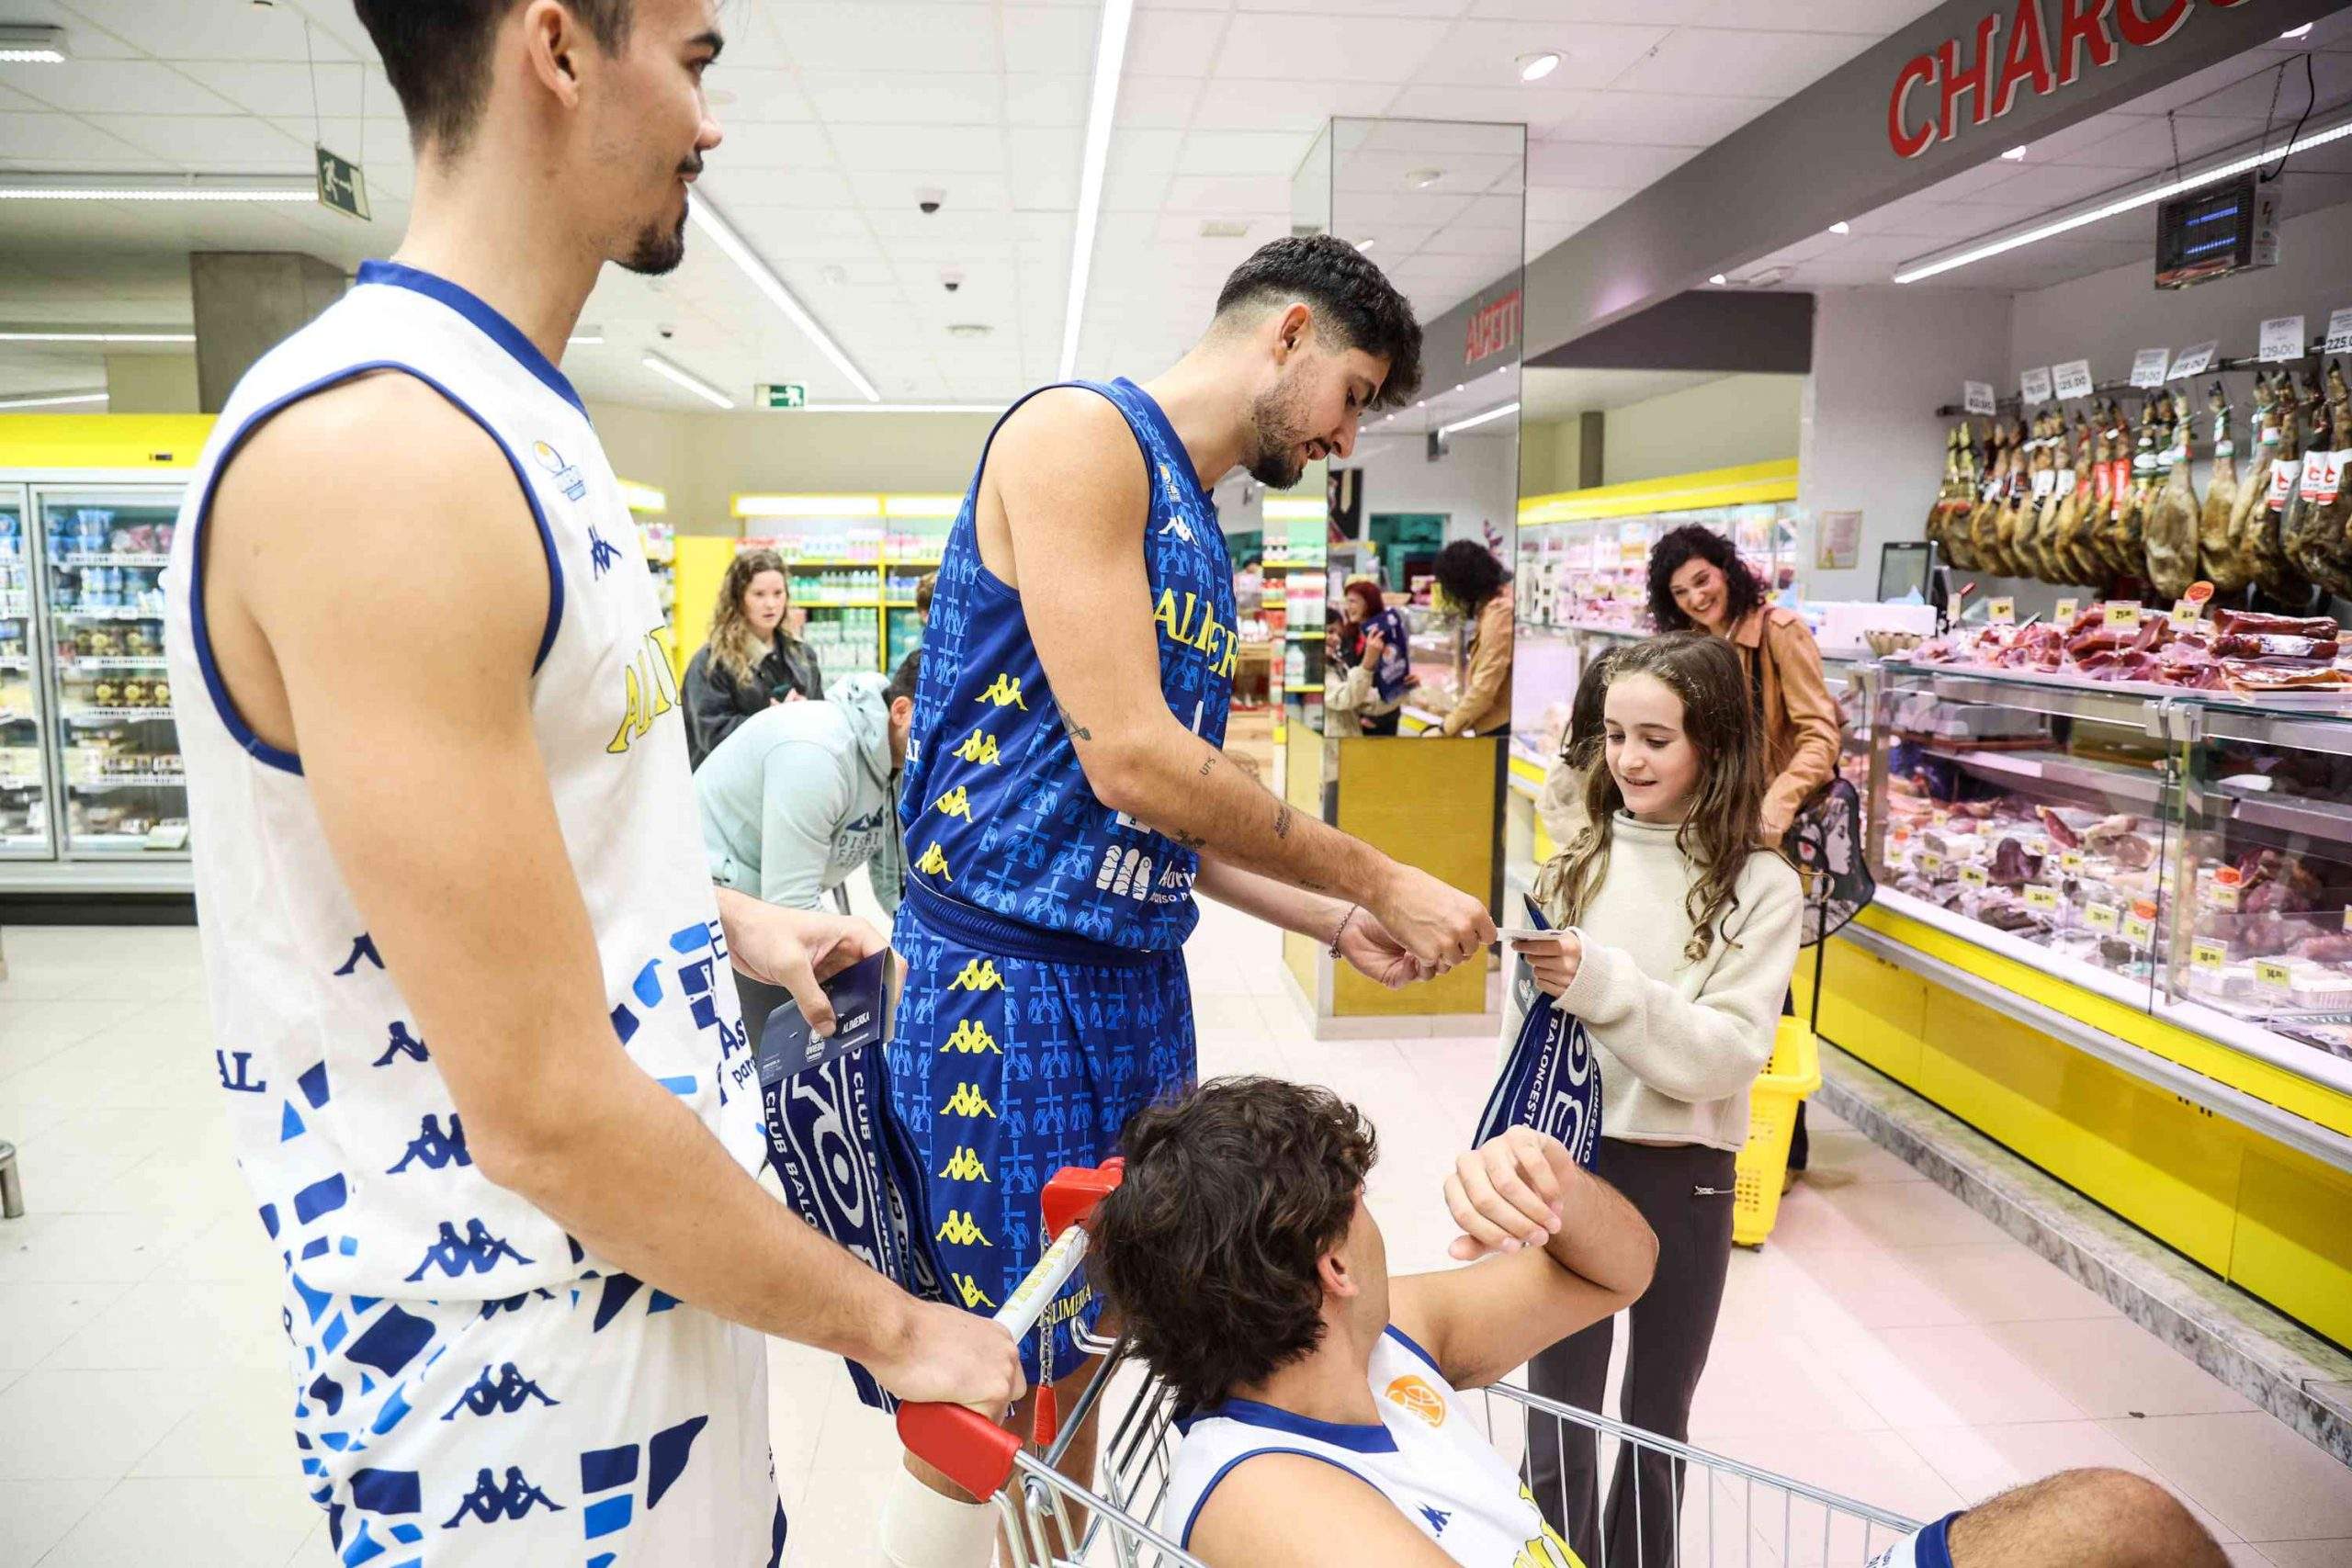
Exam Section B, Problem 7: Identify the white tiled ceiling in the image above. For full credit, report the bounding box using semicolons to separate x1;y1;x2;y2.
0;0;1940;410
1738;14;2352;294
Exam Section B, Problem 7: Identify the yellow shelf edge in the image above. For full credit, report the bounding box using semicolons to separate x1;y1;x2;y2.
1519;457;1800;526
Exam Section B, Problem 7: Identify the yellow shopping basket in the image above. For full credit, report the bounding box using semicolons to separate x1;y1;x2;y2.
1733;1015;1821;1247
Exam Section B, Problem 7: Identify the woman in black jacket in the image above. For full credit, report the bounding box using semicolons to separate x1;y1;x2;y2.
683;547;824;768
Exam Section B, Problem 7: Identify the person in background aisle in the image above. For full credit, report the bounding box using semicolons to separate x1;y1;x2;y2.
161;3;1022;1563
1329;578;1411;736
696;651;920;1038
1533;644;1622;851
1425;539;1513;738
915;570;937;618
1646;523;1839;1174
1507;633;1801;1568
684;547;825;767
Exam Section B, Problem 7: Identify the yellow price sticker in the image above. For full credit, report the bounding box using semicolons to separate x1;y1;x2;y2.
1919;852;1945;875
2191;941;2227;973
2205;882;2240;911
2105;601;2143;630
2026;886;2060;913
2060;850;2086;874
1961;864;1990;888
2086;903;2120;932
2256;959;2293;992
1987;597;2016;626
2122;913;2154;945
2055;596;2080;622
2169;600;2202;628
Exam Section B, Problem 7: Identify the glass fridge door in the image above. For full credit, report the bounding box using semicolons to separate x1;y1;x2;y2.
33;485;190;859
0;484;55;858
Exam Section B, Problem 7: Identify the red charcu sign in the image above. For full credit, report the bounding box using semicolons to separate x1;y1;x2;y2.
1887;0;2252;160
1464;288;1522;366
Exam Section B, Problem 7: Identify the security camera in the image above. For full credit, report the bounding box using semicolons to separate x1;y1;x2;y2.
941;267;965;294
918;186;945;215
658;325;675;340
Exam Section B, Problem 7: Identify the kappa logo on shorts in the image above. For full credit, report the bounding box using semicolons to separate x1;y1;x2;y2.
441;1362;559;1421
443;1463;564;1526
977;673;1028;709
931;784;974;821
405;1219;535;1281
951;1272;999;1310
940;1020;1001;1055
937;1146;991;1182
948;958;1005;992
934;1210;992;1247
915;843;954;880
940;1082;998;1119
951;728;1001;765
1385;1375;1446;1429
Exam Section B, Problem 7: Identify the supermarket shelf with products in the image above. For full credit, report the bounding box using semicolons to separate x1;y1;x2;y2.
721;493;960;678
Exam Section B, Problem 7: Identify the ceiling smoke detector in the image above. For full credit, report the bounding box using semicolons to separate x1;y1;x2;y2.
1199;219;1250;239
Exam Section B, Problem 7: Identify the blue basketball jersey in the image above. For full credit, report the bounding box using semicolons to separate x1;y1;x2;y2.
899;378;1236;953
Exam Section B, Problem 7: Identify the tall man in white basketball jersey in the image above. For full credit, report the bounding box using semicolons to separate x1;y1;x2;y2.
163;2;1022;1562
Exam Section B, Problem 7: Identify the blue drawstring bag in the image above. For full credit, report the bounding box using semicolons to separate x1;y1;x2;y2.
1474;897;1602;1168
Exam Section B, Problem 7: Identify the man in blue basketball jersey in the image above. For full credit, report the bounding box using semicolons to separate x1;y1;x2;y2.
890;236;1496;1513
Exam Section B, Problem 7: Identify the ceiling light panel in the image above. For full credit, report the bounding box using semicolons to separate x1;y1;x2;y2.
1059;0;1136;380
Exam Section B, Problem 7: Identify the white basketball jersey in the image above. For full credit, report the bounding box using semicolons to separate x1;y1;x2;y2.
164;259;765;1303
1162;1328;1586;1566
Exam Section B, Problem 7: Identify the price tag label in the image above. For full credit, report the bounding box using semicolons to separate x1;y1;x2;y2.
2055;596;2081;622
2061;850;2086;874
2020;367;2054;405
2027;886;2061;913
2344;907;2352;933
1987;596;2016;625
2169;340;2219;380
2130;348;2171;389
2192;940;2227;973
2105;601;2143;630
2259;314;2307;363
1919;852;1946;875
2086;902;2120;933
2326;307;2352;355
2256;958;2294;993
2123;912;2154;945
1962;863;1990;889
2207;881;2241;911
2052;360;2095;400
1963;380;1996;416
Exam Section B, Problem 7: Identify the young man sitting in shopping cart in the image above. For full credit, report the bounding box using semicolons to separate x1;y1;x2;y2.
1093;1077;2226;1568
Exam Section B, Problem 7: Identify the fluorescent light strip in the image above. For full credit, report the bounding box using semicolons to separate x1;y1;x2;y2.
640;352;736;410
618;480;668;513
0;24;65;62
802;402;1001;413
1440;400;1521;437
0;390;107;410
1058;0;1136;382
687;193;878;402
1896;115;2352;283
567;333;604;347
0;186;311;202
1263;499;1326;521
0;47;64;62
735;494;885;520
0;330;193;344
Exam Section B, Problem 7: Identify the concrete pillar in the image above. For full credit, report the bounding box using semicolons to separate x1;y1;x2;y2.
102;354;199;413
189;252;347;413
1577;410;1605;489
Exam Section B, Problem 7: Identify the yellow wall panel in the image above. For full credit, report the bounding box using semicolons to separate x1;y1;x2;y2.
2230;1142;2352;1348
1329;737;1495;1018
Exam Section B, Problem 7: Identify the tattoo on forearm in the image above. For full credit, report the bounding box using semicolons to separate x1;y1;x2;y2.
1297;876;1331;893
1172;829;1208;849
1273;803;1293;840
1054;696;1091;742
1197;753;1217;777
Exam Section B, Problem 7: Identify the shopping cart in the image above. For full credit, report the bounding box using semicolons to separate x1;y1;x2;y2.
898;1164;1922;1567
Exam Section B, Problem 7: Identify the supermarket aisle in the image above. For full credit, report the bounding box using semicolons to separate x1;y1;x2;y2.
2;907;2351;1566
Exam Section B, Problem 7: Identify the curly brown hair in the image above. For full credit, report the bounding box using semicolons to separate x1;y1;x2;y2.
1091;1077;1377;1411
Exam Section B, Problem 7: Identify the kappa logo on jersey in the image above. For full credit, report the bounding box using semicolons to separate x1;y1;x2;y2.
937;1146;991;1182
931;785;974;822
951;1272;998;1310
948;957;1005;992
941;1082;998;1119
334;931;384;976
934;1210;992;1247
1159;512;1195;545
372;1021;430;1067
977;672;1028;709
530;440;589;502
405;1218;535;1281
915;842;954;880
940;1020;1001;1055
1152;587;1239;680
1420;1506;1453;1536
607;629;681;755
951;728;1001;765
440;1362;559;1421
587;525;620;580
443;1463;564;1527
1385;1375;1447;1428
388;1113;471;1174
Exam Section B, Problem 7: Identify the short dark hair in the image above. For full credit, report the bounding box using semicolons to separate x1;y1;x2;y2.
354;0;633;153
1216;236;1423;411
1091;1077;1377;1411
1565;642;1622;767
1646;524;1764;634
885;649;922;707
1431;539;1507;613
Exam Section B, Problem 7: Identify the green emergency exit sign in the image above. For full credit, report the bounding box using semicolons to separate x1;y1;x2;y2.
314;144;368;220
760;383;808;410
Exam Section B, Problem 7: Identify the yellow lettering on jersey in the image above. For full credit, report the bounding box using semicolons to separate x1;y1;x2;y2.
948;958;1005;992
915;842;953;880
1153;588;1181;640
1150;588;1236;679
605;630;679;754
941;1020;1001;1055
977;673;1028;710
935;1211;992;1247
951;728;1001;765
1515;1488;1586;1568
941;1082;998;1119
931;785;974;822
937;1146;991;1182
951;1272;999;1310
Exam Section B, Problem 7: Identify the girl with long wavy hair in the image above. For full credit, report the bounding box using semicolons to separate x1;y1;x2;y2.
1507;631;1802;1568
683;547;824;768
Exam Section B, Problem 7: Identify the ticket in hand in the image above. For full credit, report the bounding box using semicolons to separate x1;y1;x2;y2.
754;948;892;1090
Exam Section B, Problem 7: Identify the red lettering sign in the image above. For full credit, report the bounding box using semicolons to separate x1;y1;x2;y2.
1992;0;2054;118
1890;53;1938;157
2116;0;2190;47
1464;289;1521;367
2054;0;2118;87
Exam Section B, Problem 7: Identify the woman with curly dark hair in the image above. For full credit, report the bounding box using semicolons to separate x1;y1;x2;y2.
1428;539;1513;738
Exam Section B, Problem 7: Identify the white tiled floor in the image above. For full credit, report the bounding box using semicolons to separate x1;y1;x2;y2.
4;905;2351;1565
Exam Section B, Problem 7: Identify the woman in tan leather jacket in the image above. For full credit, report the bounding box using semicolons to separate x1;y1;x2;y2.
1428;539;1514;738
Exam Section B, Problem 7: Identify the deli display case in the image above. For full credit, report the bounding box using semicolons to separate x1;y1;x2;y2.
0;486;52;859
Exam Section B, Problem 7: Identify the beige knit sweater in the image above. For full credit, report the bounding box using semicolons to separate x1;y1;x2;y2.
1501;814;1803;1152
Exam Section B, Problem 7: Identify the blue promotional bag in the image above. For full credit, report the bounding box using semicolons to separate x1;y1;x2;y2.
1473;897;1602;1168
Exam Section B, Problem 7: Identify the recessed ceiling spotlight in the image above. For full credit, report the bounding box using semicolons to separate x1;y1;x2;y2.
2002;144;2029;161
1407;168;1444;189
1517;51;1561;83
1355;237;1375;250
947;322;993;338
1199;219;1250;239
1709;273;1728;286
1829;220;1851;235
0;20;66;60
2282;22;2314;39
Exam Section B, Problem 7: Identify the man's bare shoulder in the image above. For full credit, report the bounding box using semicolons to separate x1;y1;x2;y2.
989;385;1148;502
1190;1450;1449;1566
216;372;514;528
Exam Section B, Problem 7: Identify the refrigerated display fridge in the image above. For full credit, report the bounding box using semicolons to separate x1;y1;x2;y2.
0;487;53;861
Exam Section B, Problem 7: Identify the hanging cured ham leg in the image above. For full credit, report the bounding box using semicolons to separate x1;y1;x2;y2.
2198;383;2247;594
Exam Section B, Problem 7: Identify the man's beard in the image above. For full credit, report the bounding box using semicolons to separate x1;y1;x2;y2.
1243;374;1314;488
621;209;691;276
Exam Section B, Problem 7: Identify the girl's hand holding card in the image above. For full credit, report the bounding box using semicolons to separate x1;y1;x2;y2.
1510;928;1583;997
